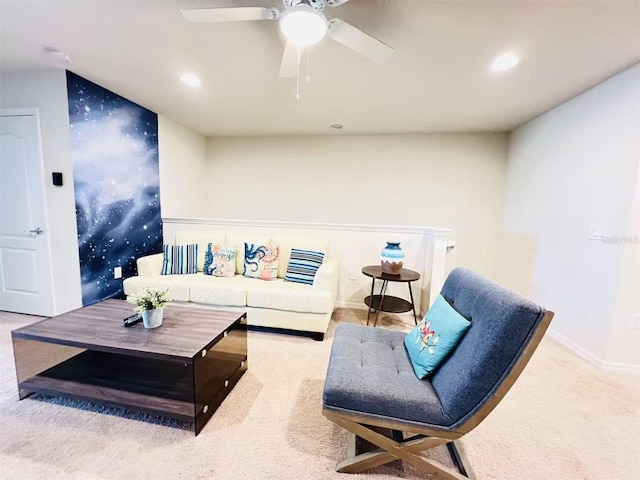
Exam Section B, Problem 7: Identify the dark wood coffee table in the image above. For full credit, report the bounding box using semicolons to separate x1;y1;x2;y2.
11;299;247;435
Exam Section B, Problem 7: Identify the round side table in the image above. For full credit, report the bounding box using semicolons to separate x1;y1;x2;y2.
362;265;421;327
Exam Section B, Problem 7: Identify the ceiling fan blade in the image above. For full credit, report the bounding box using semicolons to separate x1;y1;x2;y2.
181;7;279;24
279;41;299;78
327;18;394;64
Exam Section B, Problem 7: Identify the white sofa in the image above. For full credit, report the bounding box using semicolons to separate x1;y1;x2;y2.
123;231;339;340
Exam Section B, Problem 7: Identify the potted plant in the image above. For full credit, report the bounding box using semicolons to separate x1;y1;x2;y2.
127;287;170;328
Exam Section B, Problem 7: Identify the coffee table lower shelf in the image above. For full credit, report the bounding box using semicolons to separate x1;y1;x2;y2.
19;350;201;421
17;349;247;433
14;335;247;435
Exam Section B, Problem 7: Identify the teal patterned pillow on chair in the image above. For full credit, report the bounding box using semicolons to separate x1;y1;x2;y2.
404;295;471;379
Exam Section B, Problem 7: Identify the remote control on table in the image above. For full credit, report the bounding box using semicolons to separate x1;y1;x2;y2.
123;313;142;327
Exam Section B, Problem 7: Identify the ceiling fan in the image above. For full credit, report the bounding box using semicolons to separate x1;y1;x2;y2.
181;0;394;78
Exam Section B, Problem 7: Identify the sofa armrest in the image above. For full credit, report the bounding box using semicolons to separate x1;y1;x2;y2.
313;257;339;295
136;253;164;276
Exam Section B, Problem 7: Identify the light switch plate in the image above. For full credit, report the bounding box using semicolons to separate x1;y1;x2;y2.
588;224;608;241
113;266;122;279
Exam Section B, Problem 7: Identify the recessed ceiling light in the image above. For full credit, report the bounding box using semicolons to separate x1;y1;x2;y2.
45;47;72;63
329;124;344;130
180;72;201;87
490;53;519;72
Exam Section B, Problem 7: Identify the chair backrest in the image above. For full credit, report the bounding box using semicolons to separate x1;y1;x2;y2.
431;268;553;432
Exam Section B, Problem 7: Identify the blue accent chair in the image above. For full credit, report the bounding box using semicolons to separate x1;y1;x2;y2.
322;268;554;479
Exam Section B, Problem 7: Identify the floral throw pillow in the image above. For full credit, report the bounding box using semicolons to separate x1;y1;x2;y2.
243;243;279;281
404;295;471;379
203;243;237;277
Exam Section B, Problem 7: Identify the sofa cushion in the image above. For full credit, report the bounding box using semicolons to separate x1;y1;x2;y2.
226;233;271;274
188;275;247;307
161;244;198;275
243;243;279;281
175;231;226;272
272;236;328;279
285;248;325;285
203;243;237;277
247;279;333;313
122;274;194;302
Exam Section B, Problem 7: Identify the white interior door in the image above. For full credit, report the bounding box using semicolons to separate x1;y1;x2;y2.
0;109;55;316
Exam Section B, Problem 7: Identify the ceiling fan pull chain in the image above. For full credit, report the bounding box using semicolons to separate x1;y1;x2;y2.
296;46;301;99
306;47;311;83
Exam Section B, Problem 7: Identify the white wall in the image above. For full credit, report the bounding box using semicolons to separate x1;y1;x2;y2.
606;165;640;367
0;69;82;314
206;133;508;278
158;116;208;217
497;64;640;368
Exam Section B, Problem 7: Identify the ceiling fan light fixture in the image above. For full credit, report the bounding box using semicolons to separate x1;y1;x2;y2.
491;52;520;72
279;5;328;47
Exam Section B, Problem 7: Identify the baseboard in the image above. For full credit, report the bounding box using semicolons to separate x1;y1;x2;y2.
334;301;368;310
333;302;424;321
547;329;640;374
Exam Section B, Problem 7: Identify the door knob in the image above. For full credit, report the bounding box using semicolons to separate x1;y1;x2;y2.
26;227;43;235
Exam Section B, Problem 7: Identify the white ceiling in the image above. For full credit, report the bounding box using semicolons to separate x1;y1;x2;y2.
1;0;639;137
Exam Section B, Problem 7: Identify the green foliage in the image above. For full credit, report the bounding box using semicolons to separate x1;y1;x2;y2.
127;287;170;312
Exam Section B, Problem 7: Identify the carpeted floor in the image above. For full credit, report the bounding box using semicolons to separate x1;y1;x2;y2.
1;308;639;480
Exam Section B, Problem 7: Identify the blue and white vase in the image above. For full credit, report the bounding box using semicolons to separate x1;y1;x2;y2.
381;242;404;275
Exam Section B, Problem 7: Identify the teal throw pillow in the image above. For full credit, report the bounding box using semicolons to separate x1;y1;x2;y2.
404;294;471;379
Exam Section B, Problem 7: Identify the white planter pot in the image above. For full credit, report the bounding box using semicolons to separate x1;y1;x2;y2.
142;308;164;329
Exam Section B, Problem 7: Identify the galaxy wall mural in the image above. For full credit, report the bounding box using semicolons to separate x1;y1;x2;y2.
67;71;163;306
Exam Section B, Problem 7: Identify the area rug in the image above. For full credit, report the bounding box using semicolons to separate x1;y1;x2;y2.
0;309;638;479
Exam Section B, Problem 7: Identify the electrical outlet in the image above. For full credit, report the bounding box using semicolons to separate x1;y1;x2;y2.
631;313;640;330
588;224;608;241
113;266;122;279
349;270;357;281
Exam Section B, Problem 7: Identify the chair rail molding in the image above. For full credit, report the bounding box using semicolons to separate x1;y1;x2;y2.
162;217;450;236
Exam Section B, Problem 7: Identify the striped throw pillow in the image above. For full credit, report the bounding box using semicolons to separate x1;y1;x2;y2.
284;248;325;285
161;244;198;275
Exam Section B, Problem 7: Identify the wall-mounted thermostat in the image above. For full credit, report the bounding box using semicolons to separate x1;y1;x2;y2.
52;172;63;186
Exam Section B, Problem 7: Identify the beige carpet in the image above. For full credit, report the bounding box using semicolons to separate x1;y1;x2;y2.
1;308;639;480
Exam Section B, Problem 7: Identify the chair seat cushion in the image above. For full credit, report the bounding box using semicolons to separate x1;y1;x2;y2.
322;324;453;429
